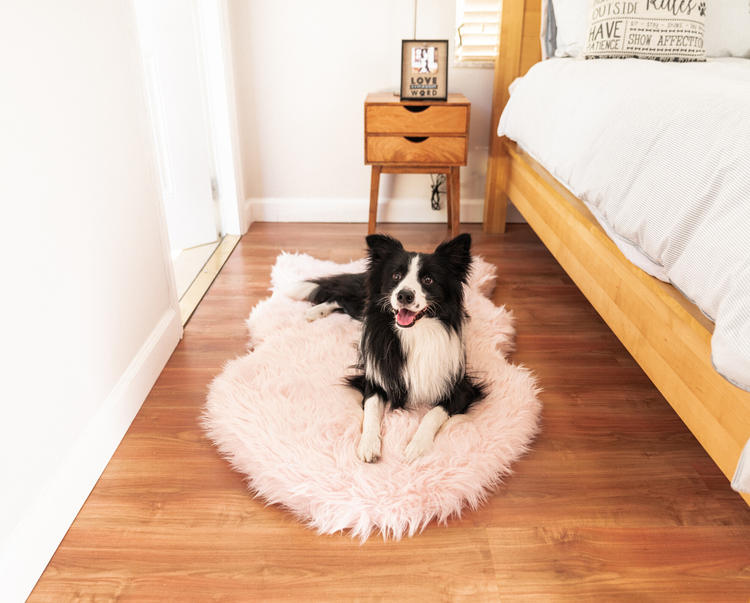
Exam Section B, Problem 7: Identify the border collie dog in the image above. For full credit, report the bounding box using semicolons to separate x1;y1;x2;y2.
288;233;485;463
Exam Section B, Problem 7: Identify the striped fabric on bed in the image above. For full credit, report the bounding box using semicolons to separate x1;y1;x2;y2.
498;57;750;391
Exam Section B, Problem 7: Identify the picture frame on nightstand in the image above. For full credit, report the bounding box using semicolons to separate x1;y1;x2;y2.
400;39;448;101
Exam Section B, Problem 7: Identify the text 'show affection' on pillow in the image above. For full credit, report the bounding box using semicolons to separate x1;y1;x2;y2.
582;0;707;62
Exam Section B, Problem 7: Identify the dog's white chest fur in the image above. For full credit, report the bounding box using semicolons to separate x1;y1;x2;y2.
397;317;464;406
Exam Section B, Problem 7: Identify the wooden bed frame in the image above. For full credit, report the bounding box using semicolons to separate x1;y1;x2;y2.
483;0;750;505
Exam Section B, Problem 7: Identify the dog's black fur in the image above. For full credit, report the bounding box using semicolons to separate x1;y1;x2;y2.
308;272;367;320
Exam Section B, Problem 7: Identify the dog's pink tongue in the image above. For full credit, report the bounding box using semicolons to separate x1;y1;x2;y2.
396;309;417;327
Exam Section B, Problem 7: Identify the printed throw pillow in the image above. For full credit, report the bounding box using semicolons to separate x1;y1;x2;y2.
582;0;707;62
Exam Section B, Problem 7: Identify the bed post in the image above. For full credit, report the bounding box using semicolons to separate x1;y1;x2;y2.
483;0;541;233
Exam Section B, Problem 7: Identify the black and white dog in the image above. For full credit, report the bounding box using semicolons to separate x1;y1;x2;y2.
286;233;485;463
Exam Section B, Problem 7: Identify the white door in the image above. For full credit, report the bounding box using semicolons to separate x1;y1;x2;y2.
134;0;218;251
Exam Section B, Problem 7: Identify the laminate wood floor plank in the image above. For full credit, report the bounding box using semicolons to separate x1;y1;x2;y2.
31;527;499;603
28;223;750;602
488;526;750;602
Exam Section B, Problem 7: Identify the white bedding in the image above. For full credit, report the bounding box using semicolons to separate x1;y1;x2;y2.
498;57;750;391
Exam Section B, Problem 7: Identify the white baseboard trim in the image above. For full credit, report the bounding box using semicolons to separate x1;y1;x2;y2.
241;196;254;231
246;197;525;226
249;197;484;224
0;306;182;603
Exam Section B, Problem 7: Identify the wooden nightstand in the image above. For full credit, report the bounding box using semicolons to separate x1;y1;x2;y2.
364;93;471;237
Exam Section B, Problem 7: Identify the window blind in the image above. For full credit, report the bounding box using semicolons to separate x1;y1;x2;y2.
455;0;501;63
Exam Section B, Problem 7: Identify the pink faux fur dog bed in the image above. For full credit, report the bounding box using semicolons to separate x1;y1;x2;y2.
203;252;541;540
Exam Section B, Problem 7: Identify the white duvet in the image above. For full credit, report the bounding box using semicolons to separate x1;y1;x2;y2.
498;57;750;391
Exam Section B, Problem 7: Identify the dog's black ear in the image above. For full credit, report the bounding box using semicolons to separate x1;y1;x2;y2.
435;233;472;257
434;233;473;281
366;234;404;262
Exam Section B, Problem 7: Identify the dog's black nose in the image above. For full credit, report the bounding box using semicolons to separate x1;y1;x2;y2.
397;289;414;305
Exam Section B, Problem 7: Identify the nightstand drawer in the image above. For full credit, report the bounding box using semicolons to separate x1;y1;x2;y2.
366;135;466;165
366;105;468;134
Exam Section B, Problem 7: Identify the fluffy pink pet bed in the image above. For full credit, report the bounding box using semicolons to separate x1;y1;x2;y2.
203;252;541;540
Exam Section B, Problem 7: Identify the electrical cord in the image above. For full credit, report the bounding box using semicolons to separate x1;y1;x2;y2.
430;174;446;210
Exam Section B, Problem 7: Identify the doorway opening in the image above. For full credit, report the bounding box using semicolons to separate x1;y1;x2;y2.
134;0;245;324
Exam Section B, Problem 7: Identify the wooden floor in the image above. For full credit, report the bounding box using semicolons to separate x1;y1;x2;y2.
30;223;750;602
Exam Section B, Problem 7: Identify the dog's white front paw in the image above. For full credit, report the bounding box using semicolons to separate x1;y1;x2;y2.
403;407;447;462
403;433;433;463
357;432;381;463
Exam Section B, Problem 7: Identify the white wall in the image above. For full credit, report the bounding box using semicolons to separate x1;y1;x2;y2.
0;3;181;601
229;0;516;225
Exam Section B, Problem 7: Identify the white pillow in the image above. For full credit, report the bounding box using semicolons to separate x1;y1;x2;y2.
704;1;750;58
552;0;590;58
581;0;706;62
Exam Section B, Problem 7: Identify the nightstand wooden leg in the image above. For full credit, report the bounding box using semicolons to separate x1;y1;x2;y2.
368;166;381;235
450;166;460;237
446;171;453;225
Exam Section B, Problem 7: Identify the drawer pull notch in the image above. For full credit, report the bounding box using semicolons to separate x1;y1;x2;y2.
404;105;430;114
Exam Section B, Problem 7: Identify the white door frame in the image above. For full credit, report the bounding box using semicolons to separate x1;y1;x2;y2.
196;0;247;238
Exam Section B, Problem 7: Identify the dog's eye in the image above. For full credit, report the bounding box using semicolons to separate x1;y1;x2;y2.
422;276;433;285
392;272;402;281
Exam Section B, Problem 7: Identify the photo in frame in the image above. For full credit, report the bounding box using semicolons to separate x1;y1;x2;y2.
400;40;448;101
